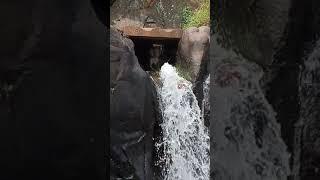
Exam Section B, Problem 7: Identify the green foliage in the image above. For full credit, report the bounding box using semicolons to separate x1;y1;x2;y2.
181;0;210;29
175;64;192;81
181;7;193;28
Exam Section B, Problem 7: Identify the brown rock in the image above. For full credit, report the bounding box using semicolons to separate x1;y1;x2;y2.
176;26;210;82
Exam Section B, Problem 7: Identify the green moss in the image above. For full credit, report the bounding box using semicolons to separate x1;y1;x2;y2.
175;64;192;81
181;0;210;29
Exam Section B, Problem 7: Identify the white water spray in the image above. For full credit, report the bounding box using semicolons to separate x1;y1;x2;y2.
202;75;210;120
156;63;209;180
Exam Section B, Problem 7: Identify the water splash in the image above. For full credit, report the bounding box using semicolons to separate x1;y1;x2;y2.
202;75;210;123
156;63;209;180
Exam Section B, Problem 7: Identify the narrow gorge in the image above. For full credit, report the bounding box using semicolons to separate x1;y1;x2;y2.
110;0;320;179
110;24;210;179
110;1;210;179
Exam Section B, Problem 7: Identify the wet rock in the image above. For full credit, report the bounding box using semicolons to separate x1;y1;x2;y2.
298;39;320;179
212;0;290;66
110;28;159;179
212;0;320;179
210;37;290;180
256;0;320;178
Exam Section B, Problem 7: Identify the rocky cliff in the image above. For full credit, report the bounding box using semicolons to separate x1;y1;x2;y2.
211;0;320;179
110;28;161;179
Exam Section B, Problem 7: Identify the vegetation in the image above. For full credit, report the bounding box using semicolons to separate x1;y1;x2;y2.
181;7;193;28
181;0;210;29
175;63;192;82
148;65;192;85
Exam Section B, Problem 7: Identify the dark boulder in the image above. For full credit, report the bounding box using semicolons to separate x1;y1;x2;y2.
0;0;106;179
110;28;159;180
212;0;320;179
298;39;320;179
210;41;290;179
290;1;320;179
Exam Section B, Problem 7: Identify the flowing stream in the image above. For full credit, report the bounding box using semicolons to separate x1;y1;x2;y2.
155;63;209;180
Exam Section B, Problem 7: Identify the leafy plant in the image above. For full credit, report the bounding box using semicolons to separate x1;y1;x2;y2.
181;7;193;28
181;0;210;29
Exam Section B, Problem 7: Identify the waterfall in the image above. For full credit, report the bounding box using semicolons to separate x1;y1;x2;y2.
202;75;210;123
156;63;210;180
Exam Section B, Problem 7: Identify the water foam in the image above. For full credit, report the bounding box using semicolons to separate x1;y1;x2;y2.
156;63;210;180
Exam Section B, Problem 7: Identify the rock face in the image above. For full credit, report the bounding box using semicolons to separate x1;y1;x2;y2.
212;0;320;179
110;28;159;179
293;1;320;179
212;0;290;66
177;26;210;83
298;40;320;179
261;0;320;178
176;26;210;122
110;0;200;29
210;39;290;180
0;0;106;179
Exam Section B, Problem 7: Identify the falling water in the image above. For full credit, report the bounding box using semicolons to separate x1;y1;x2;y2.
156;63;209;180
202;75;210;122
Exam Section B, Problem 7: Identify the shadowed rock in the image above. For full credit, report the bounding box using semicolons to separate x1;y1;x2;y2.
298;39;320;179
212;0;320;179
212;0;290;66
110;28;159;180
0;0;106;179
210;38;290;180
